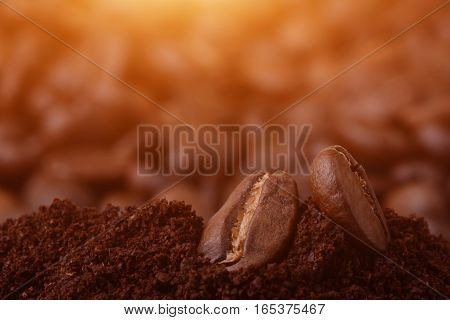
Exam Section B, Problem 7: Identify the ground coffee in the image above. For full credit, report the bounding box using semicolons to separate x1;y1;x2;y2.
0;199;448;299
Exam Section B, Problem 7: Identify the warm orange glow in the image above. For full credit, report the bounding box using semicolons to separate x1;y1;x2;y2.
0;0;449;239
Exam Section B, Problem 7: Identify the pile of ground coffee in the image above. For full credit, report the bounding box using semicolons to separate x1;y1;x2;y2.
1;199;448;299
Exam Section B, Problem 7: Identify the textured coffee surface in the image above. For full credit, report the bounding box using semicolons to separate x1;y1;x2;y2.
0;199;448;299
0;200;119;299
199;171;298;271
311;146;390;250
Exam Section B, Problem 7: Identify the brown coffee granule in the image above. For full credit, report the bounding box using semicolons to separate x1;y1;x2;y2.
1;199;448;299
0;200;120;299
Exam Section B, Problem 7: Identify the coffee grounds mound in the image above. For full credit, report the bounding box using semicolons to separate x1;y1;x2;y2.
1;199;449;299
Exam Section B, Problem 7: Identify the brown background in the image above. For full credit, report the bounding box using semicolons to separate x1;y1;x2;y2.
0;0;449;238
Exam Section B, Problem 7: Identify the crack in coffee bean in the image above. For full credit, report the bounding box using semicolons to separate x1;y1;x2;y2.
198;171;298;271
310;145;391;251
221;173;269;264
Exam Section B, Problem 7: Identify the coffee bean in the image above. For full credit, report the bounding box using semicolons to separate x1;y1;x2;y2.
198;171;298;271
310;145;390;251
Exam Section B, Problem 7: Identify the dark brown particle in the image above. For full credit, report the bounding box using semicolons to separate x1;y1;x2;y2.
0;199;449;299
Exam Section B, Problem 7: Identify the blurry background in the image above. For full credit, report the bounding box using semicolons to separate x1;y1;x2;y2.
0;0;449;239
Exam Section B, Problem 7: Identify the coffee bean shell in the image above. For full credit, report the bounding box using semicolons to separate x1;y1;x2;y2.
311;146;390;251
198;172;265;263
227;171;298;271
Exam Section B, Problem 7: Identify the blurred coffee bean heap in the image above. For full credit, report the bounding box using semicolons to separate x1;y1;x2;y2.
0;0;449;239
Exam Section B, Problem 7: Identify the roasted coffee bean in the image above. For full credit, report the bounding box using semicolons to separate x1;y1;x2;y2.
310;145;390;251
199;171;298;271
